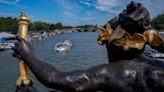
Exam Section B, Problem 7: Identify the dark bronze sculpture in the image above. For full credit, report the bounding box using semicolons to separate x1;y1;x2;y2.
97;1;164;63
13;1;164;92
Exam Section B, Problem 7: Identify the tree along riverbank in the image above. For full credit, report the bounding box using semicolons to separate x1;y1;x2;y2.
0;14;164;33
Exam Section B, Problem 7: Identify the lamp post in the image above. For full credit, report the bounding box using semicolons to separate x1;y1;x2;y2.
16;11;32;87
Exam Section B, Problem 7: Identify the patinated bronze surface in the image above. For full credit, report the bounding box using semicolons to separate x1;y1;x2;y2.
13;1;164;92
13;37;164;92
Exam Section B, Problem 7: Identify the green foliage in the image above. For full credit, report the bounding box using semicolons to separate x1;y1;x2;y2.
3;14;164;32
54;22;63;29
0;17;18;33
49;24;56;30
75;25;95;30
30;22;65;31
63;26;73;29
150;14;164;30
30;21;50;31
0;17;95;32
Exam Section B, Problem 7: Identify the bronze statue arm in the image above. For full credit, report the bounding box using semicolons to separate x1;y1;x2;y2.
13;37;164;92
144;29;164;52
24;56;113;91
14;53;143;92
12;37;111;91
17;54;133;92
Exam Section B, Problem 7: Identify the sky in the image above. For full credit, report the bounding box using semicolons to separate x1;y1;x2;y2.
0;0;163;26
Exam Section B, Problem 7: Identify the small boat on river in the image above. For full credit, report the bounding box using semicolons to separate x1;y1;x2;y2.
54;40;72;52
0;38;15;50
0;32;16;50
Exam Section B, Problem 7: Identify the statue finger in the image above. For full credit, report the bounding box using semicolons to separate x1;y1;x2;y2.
12;52;22;59
96;24;106;32
106;23;112;33
15;36;22;41
14;41;21;49
12;53;17;57
12;45;16;51
16;36;26;43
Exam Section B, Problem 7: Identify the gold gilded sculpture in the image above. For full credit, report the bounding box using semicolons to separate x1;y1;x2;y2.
97;23;164;51
143;29;164;47
97;23;147;51
96;24;112;45
16;11;32;87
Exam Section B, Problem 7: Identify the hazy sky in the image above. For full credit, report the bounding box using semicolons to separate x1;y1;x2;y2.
0;0;163;25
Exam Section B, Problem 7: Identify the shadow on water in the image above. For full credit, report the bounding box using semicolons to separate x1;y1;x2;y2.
0;32;108;92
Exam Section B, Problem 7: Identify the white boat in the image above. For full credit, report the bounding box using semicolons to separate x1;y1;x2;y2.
0;32;16;50
0;42;15;50
151;53;164;58
144;45;164;59
54;40;72;52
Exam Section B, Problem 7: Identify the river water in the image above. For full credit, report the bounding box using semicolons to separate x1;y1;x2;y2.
0;32;108;92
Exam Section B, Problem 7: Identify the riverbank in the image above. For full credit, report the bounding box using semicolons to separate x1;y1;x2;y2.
29;28;97;41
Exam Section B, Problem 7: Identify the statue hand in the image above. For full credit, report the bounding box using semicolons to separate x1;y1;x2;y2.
97;24;112;45
12;36;34;59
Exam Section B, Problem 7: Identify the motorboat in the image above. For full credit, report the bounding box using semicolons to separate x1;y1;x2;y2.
144;45;164;60
0;39;15;50
54;40;72;52
0;32;16;50
0;42;15;50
